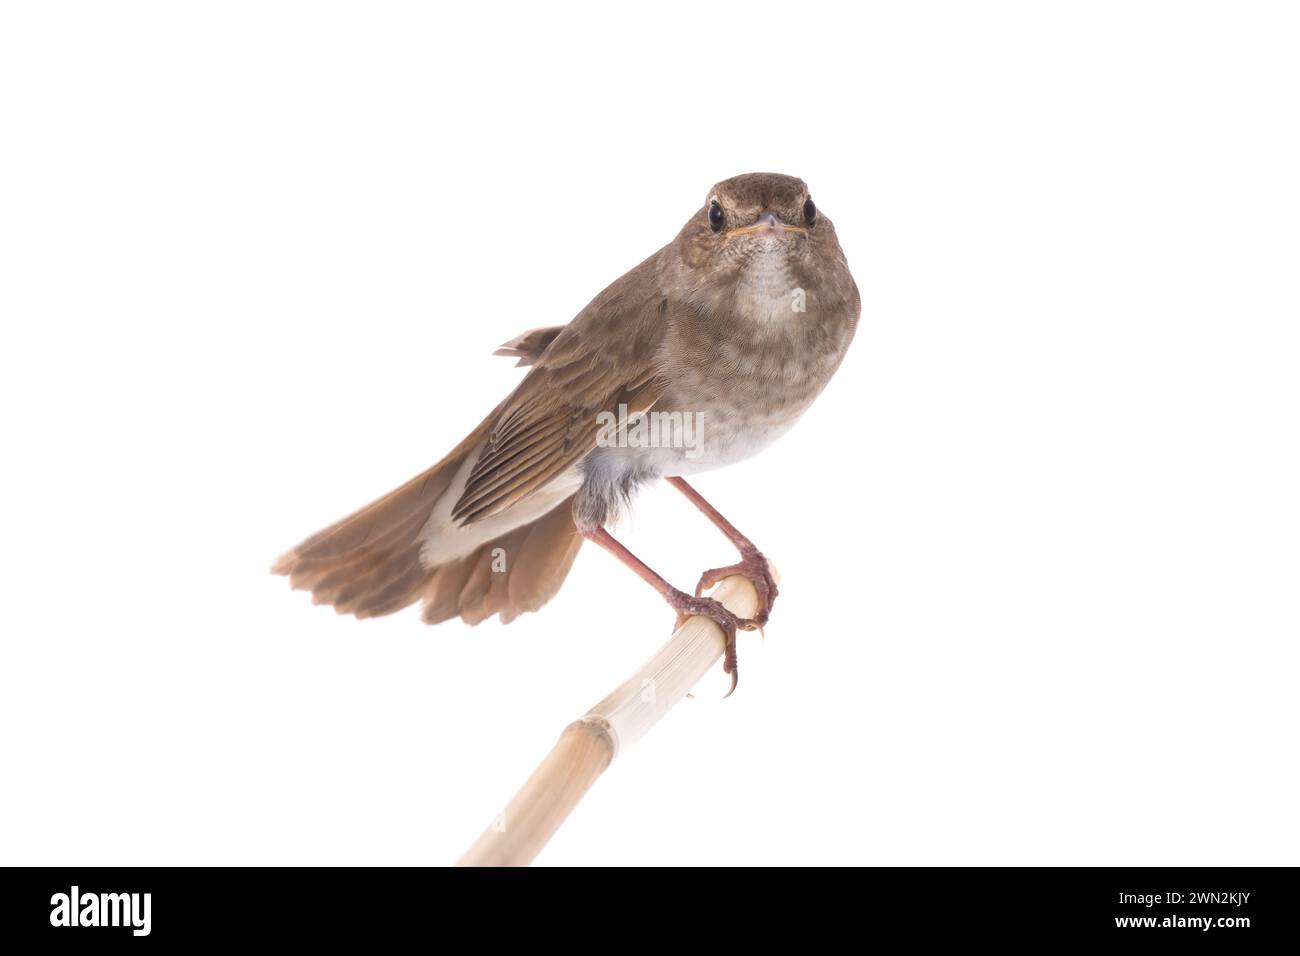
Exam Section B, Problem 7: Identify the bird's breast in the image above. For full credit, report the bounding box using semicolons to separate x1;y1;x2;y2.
639;311;852;475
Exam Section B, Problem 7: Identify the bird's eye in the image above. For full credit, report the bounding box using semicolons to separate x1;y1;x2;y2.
803;197;817;227
709;200;725;232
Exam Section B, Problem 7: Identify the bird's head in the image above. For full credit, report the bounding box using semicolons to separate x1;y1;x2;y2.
672;172;852;323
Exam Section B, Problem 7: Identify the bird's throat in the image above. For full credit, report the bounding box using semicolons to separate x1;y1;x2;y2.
733;251;801;324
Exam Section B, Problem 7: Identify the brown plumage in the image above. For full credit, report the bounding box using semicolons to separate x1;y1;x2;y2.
273;460;582;624
418;498;583;624
492;325;565;367
275;172;860;673
272;397;587;622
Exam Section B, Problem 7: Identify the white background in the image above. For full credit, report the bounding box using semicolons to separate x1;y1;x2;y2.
2;2;1297;866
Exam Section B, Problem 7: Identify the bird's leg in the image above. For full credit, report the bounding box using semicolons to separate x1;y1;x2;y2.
665;476;780;627
581;526;758;696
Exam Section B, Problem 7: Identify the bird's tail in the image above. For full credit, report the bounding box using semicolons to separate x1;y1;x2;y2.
272;422;584;625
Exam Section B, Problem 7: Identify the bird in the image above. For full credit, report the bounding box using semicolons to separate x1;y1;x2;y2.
273;172;860;694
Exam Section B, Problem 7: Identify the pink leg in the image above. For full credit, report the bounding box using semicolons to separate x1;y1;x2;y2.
665;477;779;627
582;527;758;696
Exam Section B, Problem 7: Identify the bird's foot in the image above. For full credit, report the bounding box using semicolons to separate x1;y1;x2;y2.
694;547;779;628
665;589;761;698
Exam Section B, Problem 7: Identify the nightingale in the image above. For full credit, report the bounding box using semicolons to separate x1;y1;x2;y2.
274;172;860;694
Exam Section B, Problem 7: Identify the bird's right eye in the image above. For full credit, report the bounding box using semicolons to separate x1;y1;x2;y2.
709;200;725;232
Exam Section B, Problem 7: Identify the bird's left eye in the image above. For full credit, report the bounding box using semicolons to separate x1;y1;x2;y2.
709;200;725;232
803;197;817;227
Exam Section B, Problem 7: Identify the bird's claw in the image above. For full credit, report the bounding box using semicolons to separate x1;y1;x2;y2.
667;590;760;697
693;547;779;628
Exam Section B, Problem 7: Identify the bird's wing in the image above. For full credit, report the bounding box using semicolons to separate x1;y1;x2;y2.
452;264;670;525
493;325;566;367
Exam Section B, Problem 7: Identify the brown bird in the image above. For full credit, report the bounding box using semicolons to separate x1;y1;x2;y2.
273;172;860;693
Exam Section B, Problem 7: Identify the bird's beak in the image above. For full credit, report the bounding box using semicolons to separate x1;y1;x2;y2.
727;210;808;238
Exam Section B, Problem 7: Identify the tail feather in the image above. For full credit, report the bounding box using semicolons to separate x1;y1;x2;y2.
505;498;584;617
420;555;482;625
420;495;582;625
333;556;430;617
272;424;486;574
273;418;583;625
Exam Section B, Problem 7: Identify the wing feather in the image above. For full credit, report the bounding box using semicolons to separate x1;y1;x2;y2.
452;266;672;525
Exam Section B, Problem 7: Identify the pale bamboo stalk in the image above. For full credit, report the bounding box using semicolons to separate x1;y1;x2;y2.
456;570;770;867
